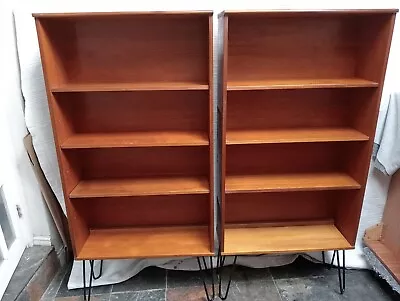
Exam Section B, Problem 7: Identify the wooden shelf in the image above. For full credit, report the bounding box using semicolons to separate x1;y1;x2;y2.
77;226;212;259
227;78;378;91
226;173;361;193
226;128;369;145
61;131;209;149
223;222;352;255
70;176;209;198
51;82;209;92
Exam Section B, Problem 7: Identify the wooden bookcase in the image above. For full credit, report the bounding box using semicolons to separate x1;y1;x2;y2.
34;11;214;260
219;10;397;255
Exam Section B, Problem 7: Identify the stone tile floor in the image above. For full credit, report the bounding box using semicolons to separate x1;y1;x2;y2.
40;257;400;301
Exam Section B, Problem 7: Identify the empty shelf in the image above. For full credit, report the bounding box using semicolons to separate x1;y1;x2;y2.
225;173;361;193
223;223;352;255
61;131;209;149
226;128;369;145
227;78;378;91
77;226;212;259
70;176;209;198
51;82;209;92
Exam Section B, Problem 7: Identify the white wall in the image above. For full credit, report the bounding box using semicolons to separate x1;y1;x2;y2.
0;1;52;246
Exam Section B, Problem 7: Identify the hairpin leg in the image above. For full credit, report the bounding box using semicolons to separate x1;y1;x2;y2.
218;255;238;300
328;249;336;270
91;260;103;280
322;251;326;265
197;257;216;301
335;250;346;294
82;260;95;301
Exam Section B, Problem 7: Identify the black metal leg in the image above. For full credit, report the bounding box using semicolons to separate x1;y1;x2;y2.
335;250;346;294
83;261;87;300
322;251;326;265
328;250;336;270
218;255;238;300
197;257;215;301
342;250;346;291
91;260;103;280
82;260;95;301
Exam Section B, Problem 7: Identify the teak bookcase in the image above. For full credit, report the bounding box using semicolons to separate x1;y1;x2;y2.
219;10;397;255
34;11;214;260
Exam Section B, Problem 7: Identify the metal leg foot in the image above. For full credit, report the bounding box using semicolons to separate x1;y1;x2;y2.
197;257;215;301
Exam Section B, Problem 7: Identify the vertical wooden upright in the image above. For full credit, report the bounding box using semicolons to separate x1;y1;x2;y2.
219;10;397;255
34;11;214;260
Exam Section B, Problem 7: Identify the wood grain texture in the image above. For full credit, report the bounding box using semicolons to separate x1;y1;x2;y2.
335;14;397;245
220;10;396;254
73;147;208;179
35;12;214;258
223;10;398;16
73;195;209;228
227;78;378;90
34;11;213;18
225;173;360;193
61;131;209;148
226;143;360;175
223;223;352;255
52;82;209;92
226;128;368;145
77;226;213;260
226;191;338;224
38;15;209;85
70;176;209;198
35;19;88;255
364;239;400;283
55;91;208;134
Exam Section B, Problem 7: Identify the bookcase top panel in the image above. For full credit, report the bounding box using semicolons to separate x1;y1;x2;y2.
222;9;398;16
33;11;212;19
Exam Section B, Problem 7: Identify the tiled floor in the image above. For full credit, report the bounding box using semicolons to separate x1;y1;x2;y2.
40;257;400;301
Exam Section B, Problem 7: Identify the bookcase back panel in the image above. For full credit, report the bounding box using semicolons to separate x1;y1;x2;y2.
73;195;209;228
226;142;361;175
56;91;208;133
225;191;338;224
227;14;391;81
66;147;208;178
227;89;353;130
40;15;209;84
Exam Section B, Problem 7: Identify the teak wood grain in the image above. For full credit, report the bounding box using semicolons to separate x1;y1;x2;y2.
70;176;209;198
219;10;396;253
73;195;209;228
72;147;208;179
77;226;213;260
223;223;353;255
35;11;214;258
225;191;348;224
225;173;360;193
61;131;209;149
52;82;209;92
226;89;370;130
226;128;368;145
227;78;378;90
54;91;208;134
